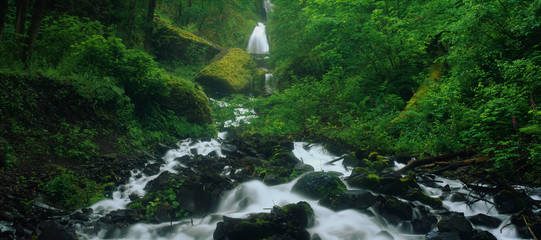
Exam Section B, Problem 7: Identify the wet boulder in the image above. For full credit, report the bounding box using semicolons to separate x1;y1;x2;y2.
493;190;527;214
346;168;420;197
294;163;315;175
292;172;346;200
274;151;301;167
425;231;461;240
143;162;162;176
137;169;234;221
436;212;473;239
36;220;77;240
404;188;443;209
214;201;313;240
375;197;414;224
410;215;438;234
467;214;502;229
319;190;378;211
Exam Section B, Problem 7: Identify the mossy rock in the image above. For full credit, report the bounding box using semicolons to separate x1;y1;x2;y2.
347;170;420;197
161;78;212;124
292;172;347;200
195;48;255;96
404;188;443;209
152;17;220;63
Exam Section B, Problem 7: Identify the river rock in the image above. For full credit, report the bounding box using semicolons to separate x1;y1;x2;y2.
214;201;313;240
346;168;420;197
410;215;438;234
141;169;233;218
467;214;502;228
493;190;527;214
274;151;301;166
221;143;238;155
294;163;315;174
319;190;377;211
36;220;77;240
425;231;461;240
404;188;443;209
292;172;346;199
143;162;161;176
436;212;473;239
375;197;414;224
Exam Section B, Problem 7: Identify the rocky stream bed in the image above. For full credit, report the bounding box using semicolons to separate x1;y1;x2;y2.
1;128;540;240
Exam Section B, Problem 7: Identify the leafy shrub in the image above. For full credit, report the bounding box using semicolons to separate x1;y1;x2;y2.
52;123;98;160
35;15;106;67
44;172;108;209
59;35;169;115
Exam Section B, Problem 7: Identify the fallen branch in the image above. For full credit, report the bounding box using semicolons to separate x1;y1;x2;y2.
397;149;476;173
324;155;346;165
523;215;539;240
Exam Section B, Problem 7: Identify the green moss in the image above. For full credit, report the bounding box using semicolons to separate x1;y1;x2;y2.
404;189;443;209
162;77;212;124
195;48;255;96
152;17;221;63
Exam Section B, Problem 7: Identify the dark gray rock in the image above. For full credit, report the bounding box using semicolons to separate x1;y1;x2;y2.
213;201;313;240
221;143;238;155
410;215;438;234
36;220;77;240
319;190;377;211
425;231;461;240
437;212;473;239
493;190;527;214
292;172;346;200
467;214;502;228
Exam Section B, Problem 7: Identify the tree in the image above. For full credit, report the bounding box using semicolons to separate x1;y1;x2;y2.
0;0;8;38
23;0;47;65
144;0;157;50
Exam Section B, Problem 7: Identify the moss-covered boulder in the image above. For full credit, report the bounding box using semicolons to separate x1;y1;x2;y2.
214;202;313;240
292;172;346;199
152;17;221;64
404;188;443;209
195;48;255;96
346;168;420;197
161;78;212;124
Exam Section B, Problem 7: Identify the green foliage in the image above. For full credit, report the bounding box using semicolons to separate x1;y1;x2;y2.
60;35;169;113
44;172;108;209
52;123;98;160
35;15;107;67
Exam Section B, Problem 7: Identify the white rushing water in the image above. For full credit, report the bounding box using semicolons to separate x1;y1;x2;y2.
264;73;276;94
81;133;540;240
247;22;269;54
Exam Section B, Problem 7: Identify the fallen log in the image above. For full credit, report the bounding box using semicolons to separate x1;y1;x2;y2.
428;156;489;175
397;149;477;173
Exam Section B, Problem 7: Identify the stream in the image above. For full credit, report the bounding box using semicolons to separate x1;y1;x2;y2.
14;1;537;239
76;127;540;239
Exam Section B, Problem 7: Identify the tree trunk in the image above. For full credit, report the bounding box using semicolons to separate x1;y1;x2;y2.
126;0;136;45
23;0;46;66
144;0;157;50
0;0;8;38
15;0;29;42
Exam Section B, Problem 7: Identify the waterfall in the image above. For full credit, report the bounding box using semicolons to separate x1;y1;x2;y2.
264;73;276;94
263;0;273;18
247;22;269;54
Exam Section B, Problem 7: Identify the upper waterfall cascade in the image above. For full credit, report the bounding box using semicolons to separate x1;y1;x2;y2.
247;22;269;54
